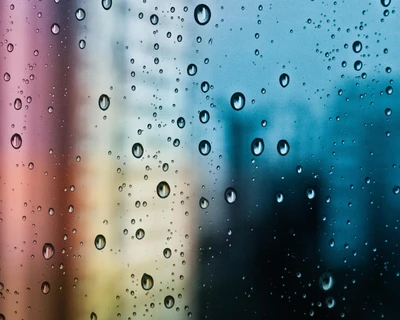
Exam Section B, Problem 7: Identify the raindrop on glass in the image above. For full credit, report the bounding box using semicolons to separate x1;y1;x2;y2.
199;110;210;123
51;23;60;35
201;81;210;93
102;0;112;10
277;139;290;156
98;94;110;111
187;63;197;76
199;197;209;209
7;43;14;52
132;143;144;158
14;98;22;110
177;117;186;128
319;271;334;291
326;297;335;309
90;312;98;320
4;72;11;82
276;192;284;203
306;188;315;199
329;238;335;247
79;39;86;49
150;14;159;25
135;228;145;240
393;185;400;194
224;187;237;204
198;140;211;155
251;138;264;156
41;281;50;294
381;0;391;7
42;243;55;260
194;4;211;25
352;40;362;53
164;295;175;309
94;234;106;250
141;273;154;290
11;133;22;149
163;248;172;258
230;92;245;111
75;8;86;21
279;73;290;88
354;60;363;71
156;181;170;198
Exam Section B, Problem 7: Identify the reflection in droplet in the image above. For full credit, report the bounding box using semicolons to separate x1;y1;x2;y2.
94;234;106;250
230;92;245;110
352;40;362;53
90;312;98;320
102;0;112;10
75;8;86;21
141;273;154;290
41;281;50;294
276;192;284;203
156;181;170;199
14;98;22;110
163;248;172;258
177;117;186;128
11;133;22;149
150;14;159;25
277;140;290;156
199;110;210;123
51;23;60;35
354;60;363;71
201;81;210;93
132;143;144;158
225;187;237;204
42;243;55;260
98;94;110;111
306;188;315;199
319;271;334;291
187;63;197;76
199;197;209;209
279;73;290;88
135;228;145;240
194;4;211;25
198;140;211;156
164;295;175;309
251;138;264;156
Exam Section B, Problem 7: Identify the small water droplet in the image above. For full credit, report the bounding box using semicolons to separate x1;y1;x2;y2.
135;228;145;240
156;181;170;198
42;243;55;260
201;81;210;93
386;86;393;95
75;8;86;21
4;72;11;82
199;110;210;123
10;133;22;149
326;297;335;309
150;14;159;25
51;23;60;35
132;143;144;158
102;0;112;10
230;92;245;110
279;73;290;88
79;39;86;49
164;295;175;309
14;98;22;110
90;312;98;320
194;4;211;25
187;63;197;76
329;238;335;247
98;94;110;111
352;40;362;53
306;188;315;199
7;43;14;52
198;140;211;156
177;117;186;128
199;197;209;209
251;138;264;156
224;187;237;204
163;248;172;258
296;165;303;173
354;60;363;71
276;192;284;203
141;273;154;290
381;0;391;7
277;139;290;156
319;271;334;291
41;281;50;294
393;185;400;194
94;234;106;250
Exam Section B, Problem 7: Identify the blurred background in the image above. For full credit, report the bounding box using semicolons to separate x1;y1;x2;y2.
0;0;399;319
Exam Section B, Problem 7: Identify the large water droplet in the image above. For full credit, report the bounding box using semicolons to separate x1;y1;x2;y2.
354;60;363;71
102;0;112;10
201;81;210;93
90;312;97;320
51;23;60;35
75;8;86;21
199;110;210;123
164;295;175;309
279;73;290;88
141;273;154;290
177;117;186;128
98;94;110;111
198;140;211;156
11;133;22;149
148;14;158;25
251;138;264;156
306;188;315;199
94;234;106;250
393;185;400;194
156;181;170;198
42;243;55;260
132;142;144;158
194;4;211;25
163;248;172;258
79;39;86;49
14;98;22;110
276;192;284;203
135;228;145;240
277;139;290;156
230;92;245;110
319;271;334;291
199;197;209;209
352;40;362;53
41;281;50;294
225;187;237;204
381;0;391;7
187;63;197;76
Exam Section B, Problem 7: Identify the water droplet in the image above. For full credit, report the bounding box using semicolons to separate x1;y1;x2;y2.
326;297;335;309
319;271;334;291
276;192;284;203
386;66;392;73
198;140;211;155
385;108;392;116
42;243;55;260
141;273;154;290
150;14;159;25
90;312;98;320
187;63;197;76
279;73;290;88
162;163;169;172
0;314;4;320
224;187;237;204
177;117;186;128
4;72;11;82
199;110;210;123
102;0;112;10
277;139;290;156
132;143;144;158
352;40;362;53
79;39;86;49
381;0;391;7
251;138;264;156
135;228;145;240
7;43;14;52
10;133;22;149
261;120;267;127
98;94;110;111
329;238;335;247
94;234;106;250
199;197;209;209
156;181;170;198
14;98;22;110
164;295;175;309
163;248;172;258
75;8;86;21
306;188;315;199
194;4;211;25
386;86;393;95
201;81;210;93
296;165;303;173
393;186;400;194
230;92;245;111
51;23;60;35
41;281;50;294
354;60;363;71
